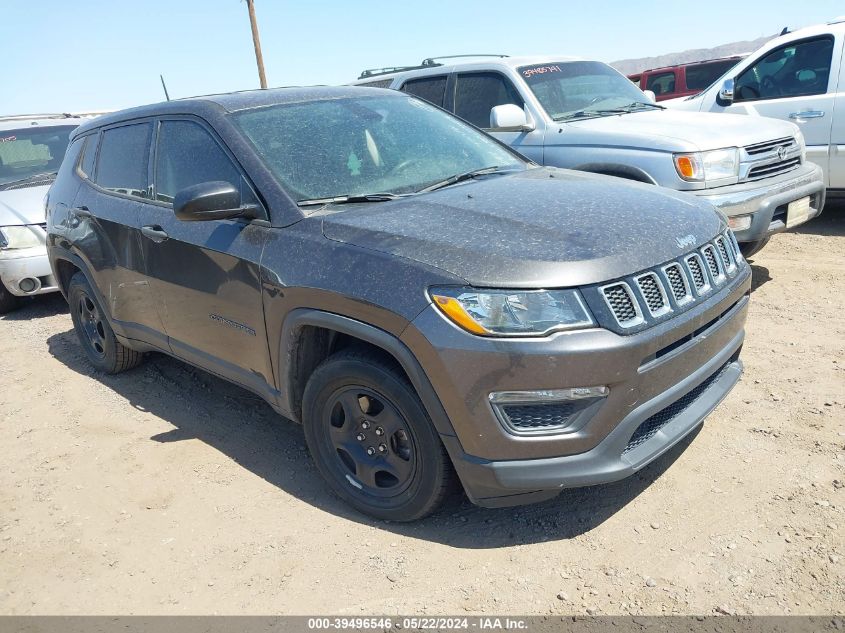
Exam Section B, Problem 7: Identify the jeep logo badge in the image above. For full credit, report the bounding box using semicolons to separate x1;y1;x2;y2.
777;145;788;160
676;234;697;249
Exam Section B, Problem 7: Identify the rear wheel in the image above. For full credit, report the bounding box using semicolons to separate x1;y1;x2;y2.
739;237;770;259
0;283;21;314
302;348;454;521
68;272;143;373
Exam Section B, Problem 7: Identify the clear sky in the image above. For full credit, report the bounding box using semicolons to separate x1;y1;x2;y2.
2;0;842;115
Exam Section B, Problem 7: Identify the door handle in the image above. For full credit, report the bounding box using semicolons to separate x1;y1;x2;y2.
788;110;825;120
73;206;92;218
141;225;169;243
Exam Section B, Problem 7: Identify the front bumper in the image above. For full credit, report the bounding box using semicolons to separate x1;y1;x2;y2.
401;264;751;507
0;247;59;297
693;163;825;243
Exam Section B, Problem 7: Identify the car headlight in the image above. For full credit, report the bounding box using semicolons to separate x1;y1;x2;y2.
794;130;806;162
674;147;739;182
430;287;594;336
0;225;44;250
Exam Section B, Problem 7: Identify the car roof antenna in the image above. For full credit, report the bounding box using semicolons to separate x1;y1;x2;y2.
160;74;171;101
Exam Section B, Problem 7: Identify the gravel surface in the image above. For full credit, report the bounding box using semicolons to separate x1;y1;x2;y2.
1;204;843;615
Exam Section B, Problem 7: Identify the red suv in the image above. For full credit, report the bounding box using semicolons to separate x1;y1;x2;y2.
630;56;745;101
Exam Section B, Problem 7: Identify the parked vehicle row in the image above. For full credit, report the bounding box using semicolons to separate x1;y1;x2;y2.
3;20;834;522
353;54;825;257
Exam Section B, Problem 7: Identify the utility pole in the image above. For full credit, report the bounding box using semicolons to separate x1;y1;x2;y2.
245;0;268;89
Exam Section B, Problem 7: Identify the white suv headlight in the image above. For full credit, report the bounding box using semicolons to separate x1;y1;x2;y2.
0;225;44;250
430;287;594;336
674;148;739;182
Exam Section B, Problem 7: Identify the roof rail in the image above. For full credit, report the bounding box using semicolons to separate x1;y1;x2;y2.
0;112;106;122
420;54;509;66
358;54;509;80
358;64;440;80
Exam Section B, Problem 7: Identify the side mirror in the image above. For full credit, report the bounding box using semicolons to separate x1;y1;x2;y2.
643;89;657;103
489;104;534;131
173;181;257;222
718;78;735;105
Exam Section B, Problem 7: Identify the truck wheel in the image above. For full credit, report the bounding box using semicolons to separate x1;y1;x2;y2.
739;237;770;259
68;272;143;374
302;347;455;521
0;283;21;314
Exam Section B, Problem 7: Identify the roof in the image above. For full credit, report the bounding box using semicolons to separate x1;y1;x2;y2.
352;55;584;84
0;114;92;132
636;55;746;76
71;85;394;138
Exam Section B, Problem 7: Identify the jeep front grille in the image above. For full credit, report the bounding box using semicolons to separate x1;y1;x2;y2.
595;231;743;332
601;283;641;326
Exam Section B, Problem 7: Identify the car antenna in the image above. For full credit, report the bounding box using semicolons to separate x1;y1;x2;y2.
780;26;789;35
160;74;171;101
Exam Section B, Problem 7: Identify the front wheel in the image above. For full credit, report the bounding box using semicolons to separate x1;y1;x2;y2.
302;348;454;521
739;237;770;259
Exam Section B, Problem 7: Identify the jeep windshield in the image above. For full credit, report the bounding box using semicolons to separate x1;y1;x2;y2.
230;95;526;207
0;125;76;188
519;61;657;122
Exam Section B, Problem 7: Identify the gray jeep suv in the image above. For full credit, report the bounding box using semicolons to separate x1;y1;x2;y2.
46;87;751;521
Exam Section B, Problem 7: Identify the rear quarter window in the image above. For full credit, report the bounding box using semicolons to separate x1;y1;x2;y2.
400;76;448;108
95;123;152;199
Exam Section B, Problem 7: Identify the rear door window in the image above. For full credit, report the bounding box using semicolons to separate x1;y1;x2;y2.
454;72;524;128
645;71;676;97
153;120;242;205
95;123;152;199
400;76;448;107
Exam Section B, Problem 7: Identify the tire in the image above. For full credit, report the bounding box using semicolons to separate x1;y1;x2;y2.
302;347;455;521
67;272;143;374
739;237;770;259
0;282;20;314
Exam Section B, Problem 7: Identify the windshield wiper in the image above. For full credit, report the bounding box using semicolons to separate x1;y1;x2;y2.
0;171;58;190
554;109;627;121
417;166;508;193
620;101;666;110
297;192;404;207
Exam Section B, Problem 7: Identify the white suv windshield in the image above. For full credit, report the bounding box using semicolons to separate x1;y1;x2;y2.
231;95;525;204
0;125;76;187
519;62;655;121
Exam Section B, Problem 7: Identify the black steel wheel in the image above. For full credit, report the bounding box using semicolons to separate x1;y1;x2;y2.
67;272;143;374
303;348;454;521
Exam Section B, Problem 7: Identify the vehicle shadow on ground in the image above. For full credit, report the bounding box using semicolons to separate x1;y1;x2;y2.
750;264;771;292
46;326;699;548
0;292;67;321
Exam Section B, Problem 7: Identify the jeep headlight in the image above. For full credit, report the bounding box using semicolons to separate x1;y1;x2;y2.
674;147;739;182
430;287;594;336
0;225;43;250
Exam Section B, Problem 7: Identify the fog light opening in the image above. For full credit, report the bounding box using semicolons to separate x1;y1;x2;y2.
489;386;609;435
18;277;40;294
728;214;752;232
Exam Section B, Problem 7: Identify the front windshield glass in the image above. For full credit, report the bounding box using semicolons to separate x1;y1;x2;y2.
231;95;525;204
519;61;652;121
0;125;76;186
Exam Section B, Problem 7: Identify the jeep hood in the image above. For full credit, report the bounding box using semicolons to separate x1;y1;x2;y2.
320;168;724;288
0;185;50;226
562;109;798;153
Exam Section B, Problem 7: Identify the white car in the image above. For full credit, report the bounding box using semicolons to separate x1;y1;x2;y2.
665;16;845;195
0;114;88;313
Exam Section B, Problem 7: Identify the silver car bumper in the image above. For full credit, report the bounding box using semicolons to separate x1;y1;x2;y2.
0;247;59;297
693;163;825;243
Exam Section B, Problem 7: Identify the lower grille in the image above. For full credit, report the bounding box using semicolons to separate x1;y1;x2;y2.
623;361;732;455
501;403;579;431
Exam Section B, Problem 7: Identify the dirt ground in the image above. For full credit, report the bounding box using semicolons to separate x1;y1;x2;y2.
1;204;843;616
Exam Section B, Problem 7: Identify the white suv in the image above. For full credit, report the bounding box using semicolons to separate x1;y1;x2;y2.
0;114;88;313
666;17;845;195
